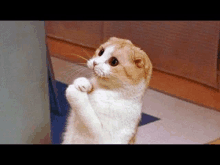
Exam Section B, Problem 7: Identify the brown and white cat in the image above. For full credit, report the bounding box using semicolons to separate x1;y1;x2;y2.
62;37;152;144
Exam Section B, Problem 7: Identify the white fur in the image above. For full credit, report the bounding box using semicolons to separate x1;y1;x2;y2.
87;46;115;77
95;45;115;64
88;78;145;143
62;76;145;144
63;83;104;144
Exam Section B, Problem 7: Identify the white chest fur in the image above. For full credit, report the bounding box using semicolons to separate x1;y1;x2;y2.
63;78;146;144
88;88;142;143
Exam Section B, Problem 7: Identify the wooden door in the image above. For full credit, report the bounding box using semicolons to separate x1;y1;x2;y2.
103;21;220;89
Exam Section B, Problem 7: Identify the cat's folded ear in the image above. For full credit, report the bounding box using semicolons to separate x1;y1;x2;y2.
132;47;153;87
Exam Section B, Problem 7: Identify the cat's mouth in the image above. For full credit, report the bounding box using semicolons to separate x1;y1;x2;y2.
87;60;109;78
93;67;106;78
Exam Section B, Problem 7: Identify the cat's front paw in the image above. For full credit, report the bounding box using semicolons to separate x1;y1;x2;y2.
73;77;92;93
65;84;88;107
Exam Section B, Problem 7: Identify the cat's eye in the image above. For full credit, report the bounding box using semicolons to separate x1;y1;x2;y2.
109;57;119;66
98;48;105;56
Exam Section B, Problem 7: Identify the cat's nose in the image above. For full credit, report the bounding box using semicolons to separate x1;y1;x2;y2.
93;61;97;67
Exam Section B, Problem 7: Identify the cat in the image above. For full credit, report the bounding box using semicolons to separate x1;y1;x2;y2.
62;37;152;144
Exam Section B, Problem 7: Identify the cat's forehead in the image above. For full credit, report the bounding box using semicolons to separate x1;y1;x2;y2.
99;45;132;65
102;42;133;54
102;45;115;59
95;39;135;63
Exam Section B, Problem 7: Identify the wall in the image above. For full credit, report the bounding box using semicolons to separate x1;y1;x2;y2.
0;21;51;144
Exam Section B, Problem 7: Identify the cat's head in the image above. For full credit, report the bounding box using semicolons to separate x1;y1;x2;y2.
87;37;152;88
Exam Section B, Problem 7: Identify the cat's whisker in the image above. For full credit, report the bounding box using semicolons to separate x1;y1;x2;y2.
74;67;88;78
74;70;87;79
73;67;87;76
71;62;87;67
66;67;87;83
77;63;87;64
62;53;88;61
76;63;87;67
81;47;92;58
73;66;86;72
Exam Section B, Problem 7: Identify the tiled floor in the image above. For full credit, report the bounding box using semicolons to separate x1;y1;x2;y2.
51;56;220;144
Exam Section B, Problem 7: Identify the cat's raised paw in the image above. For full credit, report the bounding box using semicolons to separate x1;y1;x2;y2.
74;77;92;92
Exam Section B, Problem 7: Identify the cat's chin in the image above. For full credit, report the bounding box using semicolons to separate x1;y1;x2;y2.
94;73;109;80
93;70;110;79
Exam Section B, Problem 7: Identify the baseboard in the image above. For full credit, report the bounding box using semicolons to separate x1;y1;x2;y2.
46;36;220;112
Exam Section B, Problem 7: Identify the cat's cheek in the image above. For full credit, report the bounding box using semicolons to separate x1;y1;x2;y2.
102;65;111;76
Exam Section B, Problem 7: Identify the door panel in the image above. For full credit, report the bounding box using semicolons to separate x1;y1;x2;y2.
103;21;220;89
45;21;103;49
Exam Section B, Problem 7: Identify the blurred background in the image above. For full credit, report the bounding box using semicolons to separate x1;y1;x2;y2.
45;21;220;111
45;21;220;144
